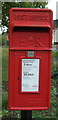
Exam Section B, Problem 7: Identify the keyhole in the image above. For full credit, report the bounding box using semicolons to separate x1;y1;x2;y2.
18;77;20;80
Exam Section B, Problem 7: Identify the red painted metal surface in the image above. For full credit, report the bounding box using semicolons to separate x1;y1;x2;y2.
8;8;53;110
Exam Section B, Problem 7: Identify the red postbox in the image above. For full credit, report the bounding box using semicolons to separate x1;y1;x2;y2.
8;8;53;110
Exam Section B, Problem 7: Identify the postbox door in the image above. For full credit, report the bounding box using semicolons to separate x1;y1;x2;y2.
9;49;51;109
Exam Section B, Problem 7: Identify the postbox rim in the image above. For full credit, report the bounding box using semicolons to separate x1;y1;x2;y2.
10;7;53;13
11;22;51;28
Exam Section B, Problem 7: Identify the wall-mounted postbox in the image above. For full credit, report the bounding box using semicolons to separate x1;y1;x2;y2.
9;8;53;110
